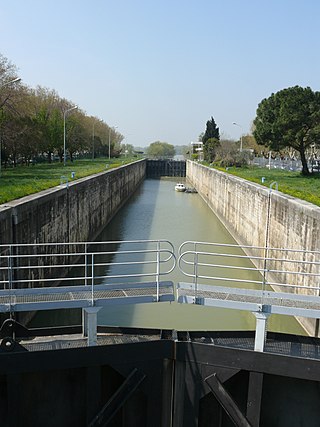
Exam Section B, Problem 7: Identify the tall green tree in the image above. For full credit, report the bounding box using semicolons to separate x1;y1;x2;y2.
253;86;320;175
202;117;220;144
202;117;220;162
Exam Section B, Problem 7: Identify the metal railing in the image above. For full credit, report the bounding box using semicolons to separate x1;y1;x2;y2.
1;239;319;296
177;241;320;350
1;238;320;317
0;240;176;308
178;241;320;296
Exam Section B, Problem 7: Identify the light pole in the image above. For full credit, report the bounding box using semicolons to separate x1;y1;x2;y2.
108;126;118;160
232;122;243;152
63;105;78;166
92;122;95;160
0;77;21;88
0;77;21;176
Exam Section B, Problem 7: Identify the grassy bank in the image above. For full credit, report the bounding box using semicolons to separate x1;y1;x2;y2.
215;166;320;207
0;157;138;204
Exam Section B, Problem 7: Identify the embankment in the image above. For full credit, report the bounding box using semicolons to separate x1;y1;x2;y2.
0;160;146;244
187;160;320;336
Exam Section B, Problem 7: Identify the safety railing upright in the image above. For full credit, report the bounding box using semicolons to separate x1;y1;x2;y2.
177;241;320;320
178;240;320;291
0;239;176;312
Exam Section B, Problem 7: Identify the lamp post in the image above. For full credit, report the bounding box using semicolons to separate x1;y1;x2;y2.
0;77;21;177
108;126;118;160
63;105;78;166
0;77;21;88
92;122;95;160
232;122;243;152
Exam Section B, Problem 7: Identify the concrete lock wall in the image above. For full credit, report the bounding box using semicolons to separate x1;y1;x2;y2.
187;160;320;336
0;160;146;245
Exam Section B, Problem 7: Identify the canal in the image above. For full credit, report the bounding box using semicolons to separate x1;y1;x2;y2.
32;177;306;334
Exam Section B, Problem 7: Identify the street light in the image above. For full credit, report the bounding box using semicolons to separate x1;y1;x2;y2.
232;122;243;152
63;105;78;166
0;77;21;88
108;126;118;160
0;77;21;177
92;122;95;160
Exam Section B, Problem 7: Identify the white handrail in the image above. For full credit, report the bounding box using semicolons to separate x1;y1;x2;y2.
178;241;320;294
0;240;176;295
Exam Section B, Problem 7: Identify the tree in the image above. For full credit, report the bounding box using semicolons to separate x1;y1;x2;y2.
202;117;220;162
65;111;85;162
121;143;134;156
146;141;175;158
30;87;65;162
0;52;125;164
86;116;104;158
202;117;220;144
203;137;220;162
0;54;23;166
253;86;320;175
214;139;238;166
240;134;265;156
0;54;20;111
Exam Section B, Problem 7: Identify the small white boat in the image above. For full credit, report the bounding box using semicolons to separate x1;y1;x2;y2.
175;183;186;192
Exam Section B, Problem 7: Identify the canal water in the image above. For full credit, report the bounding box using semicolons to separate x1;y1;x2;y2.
31;177;305;334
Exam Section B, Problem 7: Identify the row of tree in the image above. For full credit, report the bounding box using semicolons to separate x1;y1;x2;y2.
0;53;124;166
200;86;320;175
2;50;319;173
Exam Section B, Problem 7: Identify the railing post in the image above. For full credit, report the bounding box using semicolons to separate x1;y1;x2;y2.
82;308;87;339
83;307;102;346
262;182;278;302
8;245;13;314
7;247;11;291
254;311;270;352
194;251;199;299
156;241;160;301
85;243;88;286
91;253;94;306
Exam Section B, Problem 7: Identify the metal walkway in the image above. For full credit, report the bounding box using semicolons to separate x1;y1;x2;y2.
0;239;176;295
0;239;176;346
177;283;320;319
0;281;174;313
177;241;320;350
1;239;320;350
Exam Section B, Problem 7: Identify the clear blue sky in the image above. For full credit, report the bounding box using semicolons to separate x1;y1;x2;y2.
2;0;320;147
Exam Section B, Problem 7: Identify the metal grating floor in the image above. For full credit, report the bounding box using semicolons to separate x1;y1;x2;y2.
13;331;320;362
0;282;174;312
177;284;320;314
190;333;320;361
19;333;161;352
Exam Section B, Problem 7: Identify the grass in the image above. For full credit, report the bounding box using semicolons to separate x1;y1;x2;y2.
0;157;138;204
214;165;320;207
2;158;320;208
